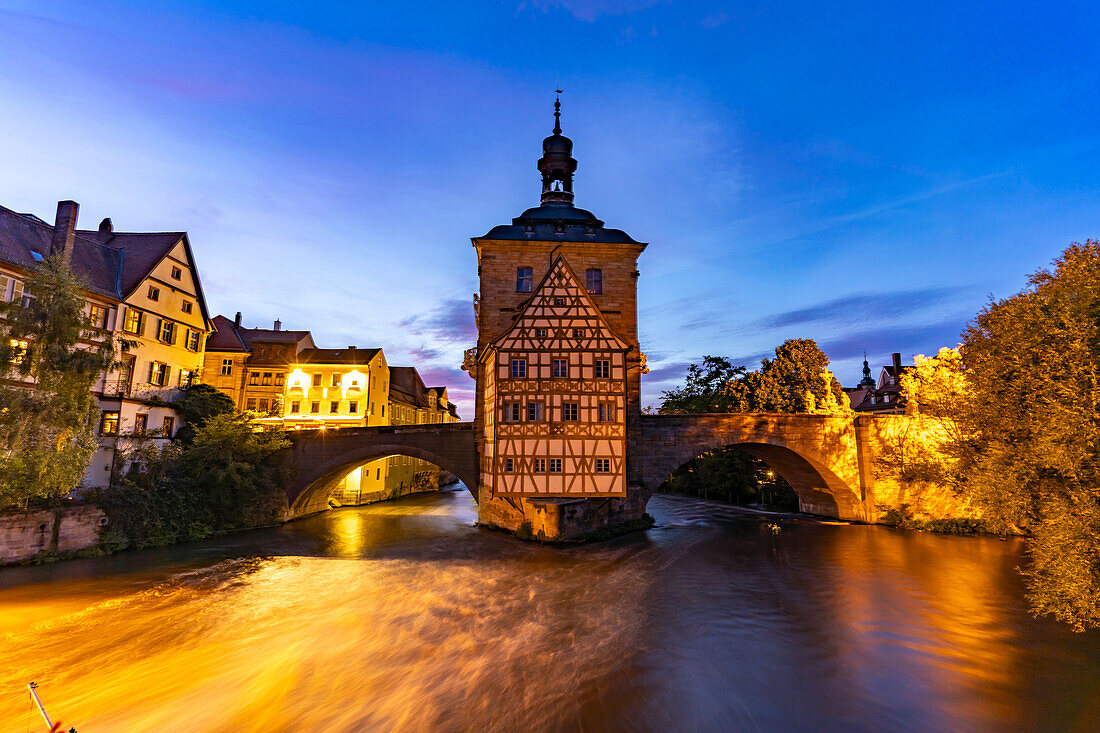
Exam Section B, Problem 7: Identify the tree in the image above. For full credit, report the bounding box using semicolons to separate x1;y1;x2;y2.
172;383;237;444
659;356;746;413
951;241;1100;630
0;255;115;510
739;339;844;413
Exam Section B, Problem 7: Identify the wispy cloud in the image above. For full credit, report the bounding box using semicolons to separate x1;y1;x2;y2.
744;286;968;332
524;0;666;23
398;299;476;345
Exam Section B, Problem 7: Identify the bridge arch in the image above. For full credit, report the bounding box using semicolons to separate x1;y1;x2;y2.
286;424;479;518
635;414;870;521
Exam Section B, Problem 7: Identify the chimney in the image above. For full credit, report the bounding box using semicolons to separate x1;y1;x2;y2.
273;319;282;331
892;352;902;374
50;200;79;264
98;217;114;244
234;311;242;329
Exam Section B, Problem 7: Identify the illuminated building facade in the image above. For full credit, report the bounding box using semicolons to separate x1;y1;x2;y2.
204;314;461;504
0;200;213;488
466;99;648;517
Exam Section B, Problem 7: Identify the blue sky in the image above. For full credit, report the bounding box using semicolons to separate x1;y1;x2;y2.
2;1;1098;415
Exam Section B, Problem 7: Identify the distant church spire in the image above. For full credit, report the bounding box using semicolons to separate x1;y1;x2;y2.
538;90;577;205
859;352;876;388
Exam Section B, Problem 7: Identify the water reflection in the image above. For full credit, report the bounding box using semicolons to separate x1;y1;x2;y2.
1;488;1097;732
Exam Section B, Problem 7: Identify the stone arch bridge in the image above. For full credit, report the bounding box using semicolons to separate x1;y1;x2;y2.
285;414;903;523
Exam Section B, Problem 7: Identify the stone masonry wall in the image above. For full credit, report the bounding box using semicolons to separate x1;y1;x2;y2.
0;505;107;563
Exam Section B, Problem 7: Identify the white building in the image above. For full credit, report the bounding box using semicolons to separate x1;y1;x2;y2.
0;200;214;488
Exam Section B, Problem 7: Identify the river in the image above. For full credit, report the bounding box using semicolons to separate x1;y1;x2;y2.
1;487;1097;732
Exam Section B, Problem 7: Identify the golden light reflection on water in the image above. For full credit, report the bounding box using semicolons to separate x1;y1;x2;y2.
1;492;1096;732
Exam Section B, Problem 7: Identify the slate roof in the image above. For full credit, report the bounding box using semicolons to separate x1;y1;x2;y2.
389;366;429;408
206;315;314;354
0;204;191;303
296;347;381;366
477;201;641;245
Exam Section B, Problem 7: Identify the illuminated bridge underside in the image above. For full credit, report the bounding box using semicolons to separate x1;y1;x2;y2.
287;423;479;518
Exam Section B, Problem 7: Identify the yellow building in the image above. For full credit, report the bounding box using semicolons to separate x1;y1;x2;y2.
203;314;461;505
0;200;214;489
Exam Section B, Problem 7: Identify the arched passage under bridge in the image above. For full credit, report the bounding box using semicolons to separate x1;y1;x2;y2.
286;423;479;518
634;414;875;521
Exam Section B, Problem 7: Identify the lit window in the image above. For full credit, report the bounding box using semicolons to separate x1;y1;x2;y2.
330;373;341;387
149;361;168;386
527;402;544;421
310;401;320;414
510;359;526;378
181;301;193;314
179;369;194;389
598;403;615;422
562;403;578;421
595;458;611;473
504;403;521;421
552;359;568;378
258;398;269;413
312;373;322;387
171;266;182;280
548;458;562;473
330;401;339;414
134;414;148;436
162;417;174;437
262;372;272;386
246;398;257;411
290;400;301;413
533;458;545;473
100;411;120;436
349;401;358;413
504;458;514;473
595;360;610;379
275;373;285;387
147;286;159;301
8;339;28;366
220;358;233;376
158;320;175;344
123;308;142;334
89;305;108;329
516;267;533;293
249;372;260;386
586;269;603;294
535;327;547;338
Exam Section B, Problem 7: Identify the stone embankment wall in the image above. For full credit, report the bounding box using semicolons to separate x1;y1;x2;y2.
334;470;441;508
0;506;107;563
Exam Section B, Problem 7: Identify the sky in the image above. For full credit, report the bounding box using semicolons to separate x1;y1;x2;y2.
1;1;1098;416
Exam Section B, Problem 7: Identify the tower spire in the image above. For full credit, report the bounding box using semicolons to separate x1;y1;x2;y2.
538;90;576;205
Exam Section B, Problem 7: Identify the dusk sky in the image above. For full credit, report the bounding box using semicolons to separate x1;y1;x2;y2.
2;1;1098;416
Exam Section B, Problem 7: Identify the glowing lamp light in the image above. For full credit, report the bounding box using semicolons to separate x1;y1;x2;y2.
286;368;310;393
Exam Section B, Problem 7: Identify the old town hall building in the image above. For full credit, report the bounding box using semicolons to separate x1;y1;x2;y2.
466;99;649;526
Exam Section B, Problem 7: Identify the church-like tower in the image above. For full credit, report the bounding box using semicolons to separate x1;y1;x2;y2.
465;99;649;537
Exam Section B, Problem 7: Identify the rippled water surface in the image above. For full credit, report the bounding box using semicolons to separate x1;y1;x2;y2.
2;488;1099;732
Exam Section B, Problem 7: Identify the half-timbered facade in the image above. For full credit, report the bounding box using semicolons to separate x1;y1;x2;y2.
468;97;648;515
483;256;630;496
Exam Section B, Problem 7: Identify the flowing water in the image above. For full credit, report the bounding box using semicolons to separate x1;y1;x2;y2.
2;487;1098;732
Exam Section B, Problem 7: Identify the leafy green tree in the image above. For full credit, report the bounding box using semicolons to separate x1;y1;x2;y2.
0;255;115;510
659;356;746;413
172;383;237;444
740;338;843;413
